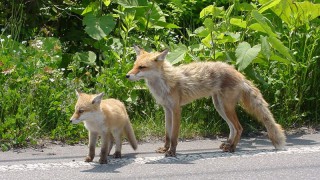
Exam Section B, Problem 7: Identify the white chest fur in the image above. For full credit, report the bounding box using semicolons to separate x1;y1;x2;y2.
83;111;107;134
146;78;173;107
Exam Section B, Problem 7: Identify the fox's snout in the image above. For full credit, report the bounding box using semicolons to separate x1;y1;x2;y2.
126;73;141;81
70;113;82;124
70;117;81;124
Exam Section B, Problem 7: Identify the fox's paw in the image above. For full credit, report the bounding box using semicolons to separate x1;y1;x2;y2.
99;158;108;164
113;151;121;158
155;147;169;153
84;156;94;162
219;142;235;152
164;150;176;157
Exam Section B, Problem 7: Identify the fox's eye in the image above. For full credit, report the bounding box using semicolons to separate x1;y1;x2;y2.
78;110;84;114
138;66;146;70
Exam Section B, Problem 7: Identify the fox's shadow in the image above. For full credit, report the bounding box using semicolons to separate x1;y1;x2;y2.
81;153;138;173
145;133;320;165
80;133;319;168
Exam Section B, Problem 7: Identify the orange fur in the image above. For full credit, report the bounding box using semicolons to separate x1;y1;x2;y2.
126;46;285;157
70;90;137;164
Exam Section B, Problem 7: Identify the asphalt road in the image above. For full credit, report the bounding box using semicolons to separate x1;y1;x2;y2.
1;131;320;180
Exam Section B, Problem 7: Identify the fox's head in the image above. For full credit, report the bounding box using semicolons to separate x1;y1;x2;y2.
126;45;169;81
70;90;104;124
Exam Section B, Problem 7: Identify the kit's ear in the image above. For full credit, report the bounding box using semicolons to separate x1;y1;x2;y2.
156;49;169;61
92;93;104;104
75;89;81;97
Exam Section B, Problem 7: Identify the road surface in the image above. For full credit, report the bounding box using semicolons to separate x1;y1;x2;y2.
1;131;320;179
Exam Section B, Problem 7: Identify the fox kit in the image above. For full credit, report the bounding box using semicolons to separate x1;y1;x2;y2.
126;46;286;157
70;90;138;164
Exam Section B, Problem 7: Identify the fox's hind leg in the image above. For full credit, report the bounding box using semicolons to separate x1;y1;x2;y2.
223;99;243;152
112;129;123;158
213;93;242;152
106;132;113;156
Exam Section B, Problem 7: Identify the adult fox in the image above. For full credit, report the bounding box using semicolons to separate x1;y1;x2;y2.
126;46;285;157
70;90;137;164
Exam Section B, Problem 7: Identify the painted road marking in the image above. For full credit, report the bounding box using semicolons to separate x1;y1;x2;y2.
1;146;320;172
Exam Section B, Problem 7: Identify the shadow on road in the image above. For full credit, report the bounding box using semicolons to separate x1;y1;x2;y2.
143;133;320;165
238;133;320;149
80;152;138;173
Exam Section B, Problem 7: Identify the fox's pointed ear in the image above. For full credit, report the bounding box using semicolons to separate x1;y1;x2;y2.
92;93;104;104
156;49;169;61
133;45;142;56
133;45;148;56
75;89;81;97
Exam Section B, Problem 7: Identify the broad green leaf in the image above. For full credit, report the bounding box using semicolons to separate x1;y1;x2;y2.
152;3;167;22
258;0;281;13
201;34;213;48
103;0;111;6
194;26;210;37
200;5;214;18
237;2;255;11
216;33;239;44
136;2;176;29
251;10;277;37
200;5;224;18
268;36;294;62
230;18;247;28
236;42;261;71
258;0;320;28
203;18;214;31
270;54;291;65
248;23;266;33
260;35;271;59
83;13;116;40
228;32;240;41
73;51;96;66
166;44;188;65
116;0;148;8
81;1;99;15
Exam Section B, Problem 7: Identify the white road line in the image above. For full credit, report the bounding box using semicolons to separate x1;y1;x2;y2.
1;146;320;172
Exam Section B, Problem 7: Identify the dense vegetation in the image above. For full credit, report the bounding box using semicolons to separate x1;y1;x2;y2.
1;0;319;151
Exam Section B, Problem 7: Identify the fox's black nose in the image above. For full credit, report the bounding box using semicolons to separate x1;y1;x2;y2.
126;74;130;78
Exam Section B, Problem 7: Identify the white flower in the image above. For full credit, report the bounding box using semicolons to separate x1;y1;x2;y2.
7;35;12;38
22;41;27;44
35;40;43;48
0;39;4;42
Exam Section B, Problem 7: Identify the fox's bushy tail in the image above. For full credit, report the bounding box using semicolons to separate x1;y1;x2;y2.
124;120;138;150
240;80;286;150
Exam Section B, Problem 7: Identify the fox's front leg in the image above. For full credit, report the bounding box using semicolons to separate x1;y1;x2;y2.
85;131;98;162
165;105;181;157
156;107;172;154
99;132;109;164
